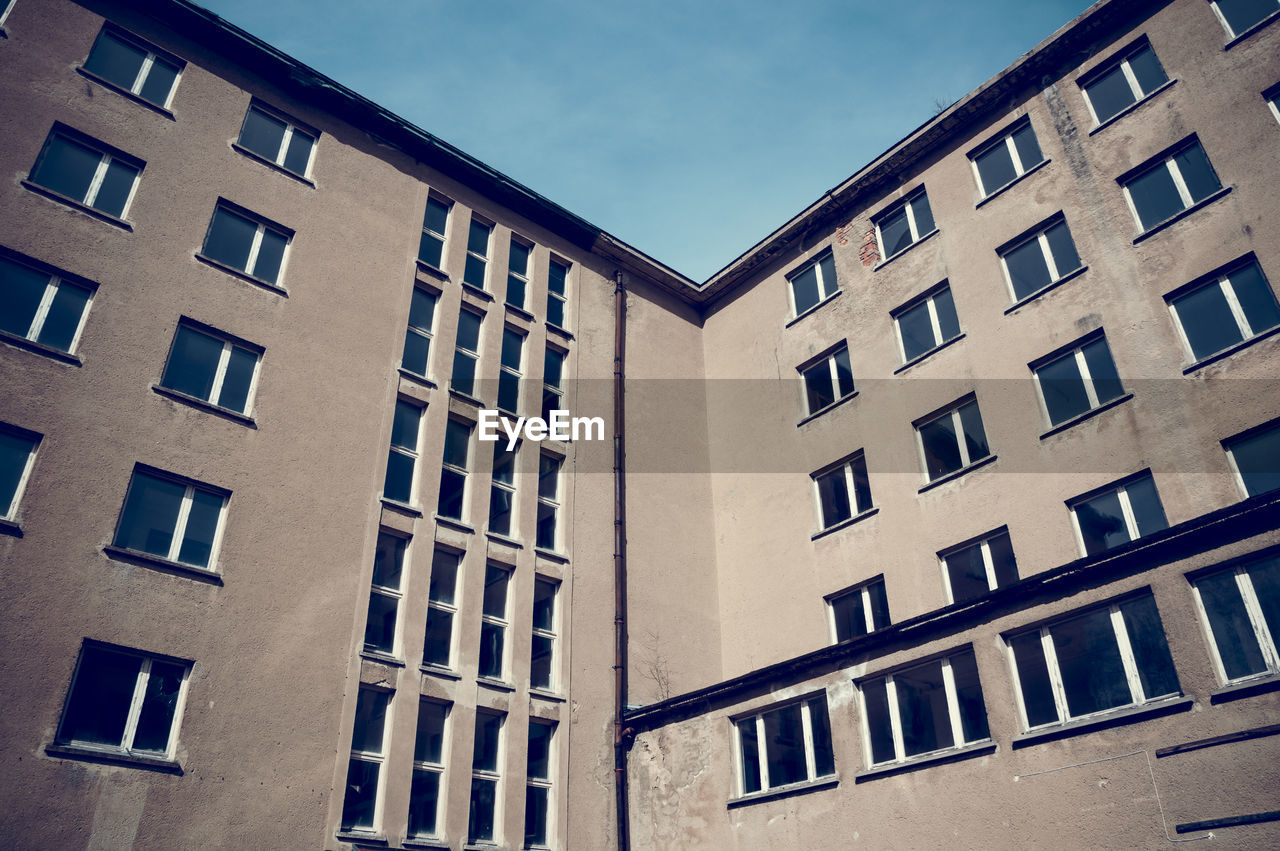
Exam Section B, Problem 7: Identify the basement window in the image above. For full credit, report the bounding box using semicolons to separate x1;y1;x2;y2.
1166;257;1280;365
1192;553;1280;684
940;528;1018;605
1068;471;1168;557
1079;38;1169;126
787;251;839;317
734;694;835;796
1121;138;1223;234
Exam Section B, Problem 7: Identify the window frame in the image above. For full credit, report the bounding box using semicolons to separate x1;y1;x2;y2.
408;698;451;840
0;422;40;523
157;318;262;417
1190;553;1280;686
438;418;473;522
811;451;873;532
913;395;992;484
541;346;567;423
451;306;484;399
488;440;518;538
1223;417;1280;499
0;248;97;358
1209;0;1280;39
341;687;393;834
785;251;839;318
423;548;462;671
891;280;962;366
997;213;1084;304
873;188;936;262
463;216;494;291
1029;330;1126;429
28;124;144;221
546;256;570;330
235;101;318;179
825;575;890;644
81;24;184;110
478;563;512;682
1165;256;1280;367
1267;83;1280;125
939;528;1019;605
536;452;563;552
498;325;526;416
731;692;835;797
968;117;1045;198
1078;37;1170;127
506;235;533;311
1119;137;1224;235
525;718;557;848
418;194;452;270
401;284;439;379
111;464;230;571
362;530;410;660
530;576;559;692
1067;470;1168;557
199;199;293;286
469;708;506;845
798;342;855;417
384;398;424;506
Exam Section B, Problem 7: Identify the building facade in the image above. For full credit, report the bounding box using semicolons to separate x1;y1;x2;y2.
0;0;1277;848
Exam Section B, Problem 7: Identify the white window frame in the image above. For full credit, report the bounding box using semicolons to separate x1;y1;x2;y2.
0;424;39;521
785;252;839;317
498;326;525;415
914;397;989;482
113;467;228;568
1079;41;1167;126
732;695;832;796
506;236;532;310
344;688;393;834
408;699;451;840
536;452;563;552
969;119;1042;196
1166;261;1279;364
825;576;888;643
83;25;183;109
202;202;292;283
401;285;438;378
451;307;484;398
525;719;557;848
891;283;960;364
874;189;934;260
363;530;409;659
998;218;1081;302
0;255;95;354
0;0;16;27
31;128;142;217
1067;476;1156;556
547;257;570;329
1120;141;1220;233
812;452;872;530
939;530;1015;604
423;548;462;671
419;194;452;269
478;563;512;682
463;216;493;291
386;399;423;505
470;709;506;845
1224;419;1280;499
531;577;559;692
542;346;566;422
1209;0;1280;38
161;320;262;414
858;651;987;767
237;103;317;176
1192;559;1280;685
799;343;854;416
1030;334;1122;427
1267;85;1280;125
488;440;518;538
438;418;472;521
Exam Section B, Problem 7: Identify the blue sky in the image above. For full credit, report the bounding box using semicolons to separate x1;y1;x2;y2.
195;0;1095;281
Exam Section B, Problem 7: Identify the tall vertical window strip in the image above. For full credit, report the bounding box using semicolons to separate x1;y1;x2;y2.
160;322;260;415
536;453;562;551
507;239;531;309
29;129;141;219
1122;140;1223;232
498;328;524;414
1225;421;1280;498
1069;472;1168;556
1193;555;1280;684
438;419;471;521
83;27;181;108
469;710;505;844
941;530;1018;604
341;689;391;832
422;549;461;669
542;347;566;422
362;532;408;657
478;565;511;681
525;720;556;847
1211;0;1279;38
1168;260;1280;363
489;442;518;537
464;219;492;289
1000;217;1083;302
419;196;451;268
1033;334;1124;427
531;578;558;690
201;204;290;284
401;287;438;377
409;701;450;839
0;254;93;354
236;104;316;177
451;308;483;397
0;425;39;521
383;400;422;505
813;453;872;530
875;189;935;260
736;696;835;795
788;253;838;316
1080;41;1168;125
893;285;961;364
547;259;569;328
800;344;854;415
113;468;227;569
827;577;890;643
971;120;1044;197
916;398;991;482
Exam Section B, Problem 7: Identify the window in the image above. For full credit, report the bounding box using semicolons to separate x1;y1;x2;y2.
1008;593;1180;730
999;216;1083;302
418;195;451;269
83;26;181;109
1211;0;1279;38
113;467;227;569
236;103;316;177
478;564;511;681
401;287;438;378
469;709;505;844
531;577;558;690
438;419;472;520
536;453;562;551
800;344;854;415
541;347;566;422
859;648;990;766
498;327;524;414
341;688;391;832
1268;85;1280;124
29;127;141;219
451;308;483;398
970;119;1044;197
1167;259;1280;364
409;700;450;839
1069;472;1168;556
200;202;290;285
874;189;935;260
1032;333;1124;427
1121;139;1223;233
892;283;961;364
383;399;423;505
0;252;94;355
1225;420;1280;497
547;258;569;328
525;720;556;847
915;397;991;482
507;238;531;310
826;576;890;643
464;218;493;290
735;695;835;795
788;253;838;317
1193;554;1280;684
55;642;190;761
813;453;872;530
1080;40;1168;125
940;529;1018;605
159;321;260;415
489;442;518;537
423;549;461;669
0;424;39;522
362;532;408;657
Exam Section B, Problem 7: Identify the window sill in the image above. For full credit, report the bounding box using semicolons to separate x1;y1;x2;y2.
1182;325;1280;374
811;507;880;541
230;143;314;186
194;253;288;295
334;830;387;846
873;228;940;271
102;545;223;585
854;740;996;782
1039;393;1134;440
1088;79;1177;136
974;159;1051;209
546;322;574;341
1003;266;1089;315
477;677;516;693
893;333;966;375
415;259;450;282
448;389;485;409
461;282;494;303
1224;9;1280;49
403;839;450;850
1132;187;1232;245
727;773;839;809
45;743;183;774
1209;672;1280;704
0;329;82;366
420;664;461;681
21;180;133;230
397;368;437;389
1155;720;1280;758
151;385;257;427
360;650;405;668
505;302;535;322
530;688;566;703
797;390;859;427
1011;695;1193;749
485;531;524;549
535;547;570;564
380;497;423;517
918;454;997;494
784;289;843;329
0;518;23;538
434;514;475;535
75;67;176;120
463;843;501;851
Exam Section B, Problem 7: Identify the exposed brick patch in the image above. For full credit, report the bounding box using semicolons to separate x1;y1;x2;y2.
859;225;880;267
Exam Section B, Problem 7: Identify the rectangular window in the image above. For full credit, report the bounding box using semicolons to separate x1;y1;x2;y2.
525;720;556;848
1080;39;1169;125
547;258;569;328
498;327;524;415
531;577;558;690
29;126;142;219
800;344;854;415
113;467;227;569
735;695;835;795
451;308;483;398
1268;85;1280;125
384;399;423;505
1069;472;1168;556
1032;333;1124;427
812;453;872;530
201;202;291;285
0;423;39;521
469;709;505;844
401;287;438;378
341;688;392;832
536;453;562;551
1225;420;1280;498
1122;139;1223;233
159;321;260;415
1167;259;1280;364
970;119;1044;197
940;529;1018;605
419;195;451;269
83;25;181;109
915;396;991;482
363;531;408;657
999;216;1083;302
464;218;493;290
859;648;990;766
423;548;461;669
1211;0;1279;37
1193;554;1280;684
1008;593;1180;730
788;252;838;317
438;418;472;521
826;576;890;643
237;103;316;177
874;188;935;260
0;252;94;355
489;442;518;537
507;238;531;310
478;564;511;681
892;283;961;364
408;700;450;839
55;641;190;761
541;347;566;422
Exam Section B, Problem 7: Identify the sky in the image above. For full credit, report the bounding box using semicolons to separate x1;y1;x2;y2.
194;0;1096;281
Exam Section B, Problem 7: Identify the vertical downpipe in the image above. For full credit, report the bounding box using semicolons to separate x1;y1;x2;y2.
612;270;631;851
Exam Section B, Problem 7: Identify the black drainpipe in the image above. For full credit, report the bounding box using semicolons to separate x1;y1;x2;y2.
612;270;632;851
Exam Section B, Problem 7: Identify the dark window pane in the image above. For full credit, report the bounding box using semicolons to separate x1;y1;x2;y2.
488;485;513;536
363;592;398;653
1075;489;1130;555
492;445;515;486
1010;632;1059;727
218;346;257;413
1174;144;1221;203
1198;570;1266;681
463;255;486;289
1126;475;1168;538
934;288;961;342
443;419;470;469
950;650;990;743
1120;595;1180;700
945;542;991;603
1128;164;1184;230
424;198;449;236
851;455;872;514
1051;608;1131;718
1086;64;1137;123
1012;123;1043;169
509;241;529;275
862;678;897;764
467;220;490;255
482;565;508;618
920;413;962;479
60;645;138;747
1232;263;1280;337
419;232;444;268
831;591;867;643
340;758;379;830
737;719;761;793
507;275;526;308
538;454;560;500
547;294;565;328
162;325;221;401
1216;0;1277;36
385;450;414;503
866;580;891;629
762;704;807;786
252;228;287;283
203;207;257;270
816;468;850;528
912;193;935;235
803;361;834;413
536;501;557;550
975;140;1017;194
807;697;835;777
548;261;568;296
131;660;184;752
115;472;185;557
351;690;388;754
282;130;314;175
527;721;553;779
544;349;564;388
429;552;458;603
1231;425;1280;497
498;373;519;413
531;635;553;689
895;660;954;757
85;31;146;90
525;785;549;847
0;257;49;338
818;255;837;297
1247;558;1280;659
1044;221;1082;276
1039;351;1090;425
176;487;222;567
32;135;100;201
402;329;430;375
1174;283;1244;360
988;532;1019;588
473;712;502;772
456;309;482;351
533;584;556;636
0;431;36;514
1128;45;1167;93
422;608;454;666
501;329;522;370
408;769;440;837
833;348;854;397
791;265;820;315
93;159;137;217
1082;338;1124;406
239;108;287;161
138;58;179;107
391;400;420;450
879;207;913;257
409;288;436;330
478;622;504;679
437;468;465;519
898;299;937;362
1004;237;1054;300
961;402;989;462
415;702;448;764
